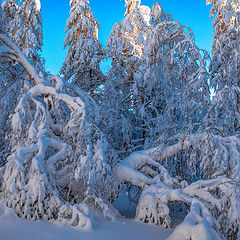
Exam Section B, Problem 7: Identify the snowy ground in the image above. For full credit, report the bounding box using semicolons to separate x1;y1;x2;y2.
0;204;172;240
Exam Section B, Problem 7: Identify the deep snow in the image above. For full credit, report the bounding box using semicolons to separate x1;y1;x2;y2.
0;204;172;240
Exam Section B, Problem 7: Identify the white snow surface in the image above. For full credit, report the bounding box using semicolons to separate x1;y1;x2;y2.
35;0;41;11
0;204;172;240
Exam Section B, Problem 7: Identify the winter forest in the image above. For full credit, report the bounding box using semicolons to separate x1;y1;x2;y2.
0;0;239;239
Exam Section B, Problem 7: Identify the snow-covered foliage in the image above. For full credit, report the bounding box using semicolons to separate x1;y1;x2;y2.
58;203;94;229
1;1;240;239
0;0;6;32
98;68;138;159
107;0;150;81
0;0;45;167
2;0;44;72
101;0;151;157
61;0;104;96
0;33;118;228
104;2;210;157
206;0;240;136
150;2;173;25
136;177;233;240
0;66;25;167
0;25;29;167
132;2;210;148
114;144;240;239
0;0;10;168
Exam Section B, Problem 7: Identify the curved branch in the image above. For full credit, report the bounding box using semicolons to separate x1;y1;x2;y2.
0;33;44;85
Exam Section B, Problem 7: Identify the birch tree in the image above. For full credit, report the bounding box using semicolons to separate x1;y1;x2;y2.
133;2;210;149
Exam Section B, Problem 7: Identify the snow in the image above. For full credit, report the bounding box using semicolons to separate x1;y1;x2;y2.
0;0;240;239
61;0;103;94
34;0;41;11
0;33;44;84
0;204;172;240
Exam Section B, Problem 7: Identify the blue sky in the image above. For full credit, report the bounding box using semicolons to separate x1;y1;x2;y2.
41;0;213;75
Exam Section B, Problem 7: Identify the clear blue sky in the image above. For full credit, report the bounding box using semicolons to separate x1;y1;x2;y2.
41;0;213;75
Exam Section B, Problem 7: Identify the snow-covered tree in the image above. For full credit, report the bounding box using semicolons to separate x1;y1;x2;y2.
98;70;137;159
101;0;151;157
205;0;240;136
0;2;30;166
133;2;210;149
0;1;22;167
114;132;240;239
0;63;26;168
0;32;119;227
107;0;150;82
61;0;104;97
112;3;239;239
2;0;44;72
1;1;240;238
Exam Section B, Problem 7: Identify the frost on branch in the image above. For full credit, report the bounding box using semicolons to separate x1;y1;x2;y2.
150;2;172;25
0;33;118;227
0;1;6;33
113;150;175;188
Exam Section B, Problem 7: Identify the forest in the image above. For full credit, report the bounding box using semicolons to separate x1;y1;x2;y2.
0;0;239;239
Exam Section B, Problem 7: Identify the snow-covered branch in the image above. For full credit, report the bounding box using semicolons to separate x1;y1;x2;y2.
0;32;118;227
0;33;44;84
114;130;240;238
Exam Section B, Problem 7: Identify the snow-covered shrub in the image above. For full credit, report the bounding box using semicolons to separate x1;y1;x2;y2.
156;134;240;239
1;77;118;221
58;203;94;229
136;176;239;240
